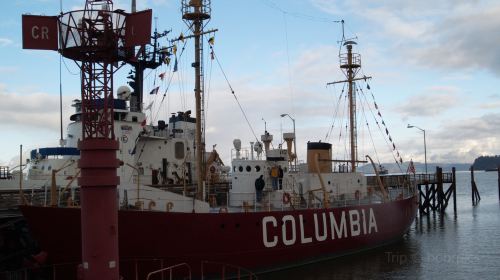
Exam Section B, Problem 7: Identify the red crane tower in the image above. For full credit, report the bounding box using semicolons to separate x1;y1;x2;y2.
22;1;152;279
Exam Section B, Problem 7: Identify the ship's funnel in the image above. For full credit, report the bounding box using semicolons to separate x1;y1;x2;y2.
233;139;241;159
261;133;273;153
283;132;296;162
307;142;332;173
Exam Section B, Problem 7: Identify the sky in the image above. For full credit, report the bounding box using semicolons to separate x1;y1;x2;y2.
1;0;500;168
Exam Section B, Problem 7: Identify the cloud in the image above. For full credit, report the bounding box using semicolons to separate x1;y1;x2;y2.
310;1;500;76
0;66;18;74
0;38;13;47
478;101;500;110
428;113;500;162
402;112;500;163
408;7;500;76
0;84;72;132
395;86;460;118
288;45;340;86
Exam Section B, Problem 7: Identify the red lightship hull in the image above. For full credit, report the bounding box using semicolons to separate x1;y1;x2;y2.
21;195;417;278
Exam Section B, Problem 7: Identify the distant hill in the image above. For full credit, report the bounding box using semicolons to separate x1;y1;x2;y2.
472;155;500;171
358;162;471;174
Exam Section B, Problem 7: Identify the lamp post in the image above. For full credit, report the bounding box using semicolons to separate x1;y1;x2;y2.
407;124;427;174
280;114;297;168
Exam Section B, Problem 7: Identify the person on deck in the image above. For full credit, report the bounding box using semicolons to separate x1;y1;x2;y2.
278;165;284;190
270;165;279;190
255;175;265;202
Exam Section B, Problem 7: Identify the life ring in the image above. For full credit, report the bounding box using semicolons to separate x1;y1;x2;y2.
354;190;361;200
219;207;228;213
148;200;156;210
282;193;291;204
166;202;174;212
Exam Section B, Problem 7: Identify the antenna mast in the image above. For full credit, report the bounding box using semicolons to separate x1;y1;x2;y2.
182;0;211;201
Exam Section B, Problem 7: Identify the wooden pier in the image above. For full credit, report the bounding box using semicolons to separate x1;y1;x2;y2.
414;167;456;215
368;167;456;216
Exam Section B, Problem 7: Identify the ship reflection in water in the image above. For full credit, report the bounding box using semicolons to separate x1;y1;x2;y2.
262;171;500;280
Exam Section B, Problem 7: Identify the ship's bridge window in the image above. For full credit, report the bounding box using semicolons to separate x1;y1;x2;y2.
238;166;243;172
246;166;251;172
175;142;184;159
255;165;261;172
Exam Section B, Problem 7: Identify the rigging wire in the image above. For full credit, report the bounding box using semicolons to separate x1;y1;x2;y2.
358;87;381;165
209;45;260;143
204;37;214;133
260;0;341;23
64;59;79;75
152;61;174;123
174;39;189;110
325;82;346;142
58;0;64;145
342;93;349;161
357;83;403;172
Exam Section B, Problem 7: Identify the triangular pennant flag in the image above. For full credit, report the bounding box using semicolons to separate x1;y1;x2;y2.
208;37;215;45
149;86;159;95
393;143;396;150
378;111;382;117
389;136;392;142
159;72;166;80
210;50;214;60
374;102;378;109
367;84;371;90
164;56;171;65
173;45;177;55
382;120;385;125
385;128;389;135
173;58;178;72
179;33;184;43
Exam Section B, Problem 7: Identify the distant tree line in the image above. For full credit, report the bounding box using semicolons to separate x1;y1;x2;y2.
472;155;500;170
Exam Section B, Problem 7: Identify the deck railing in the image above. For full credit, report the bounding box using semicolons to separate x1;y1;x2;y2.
0;259;257;280
145;262;192;280
201;261;257;280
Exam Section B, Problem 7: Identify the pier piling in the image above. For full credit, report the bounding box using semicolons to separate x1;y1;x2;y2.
452;167;457;213
498;165;500;201
470;166;481;206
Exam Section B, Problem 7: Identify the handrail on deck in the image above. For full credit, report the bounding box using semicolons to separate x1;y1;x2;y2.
201;260;258;280
146;262;192;280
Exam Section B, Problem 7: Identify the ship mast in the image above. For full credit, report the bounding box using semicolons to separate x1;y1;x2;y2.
346;42;358;172
328;40;370;172
182;0;211;200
